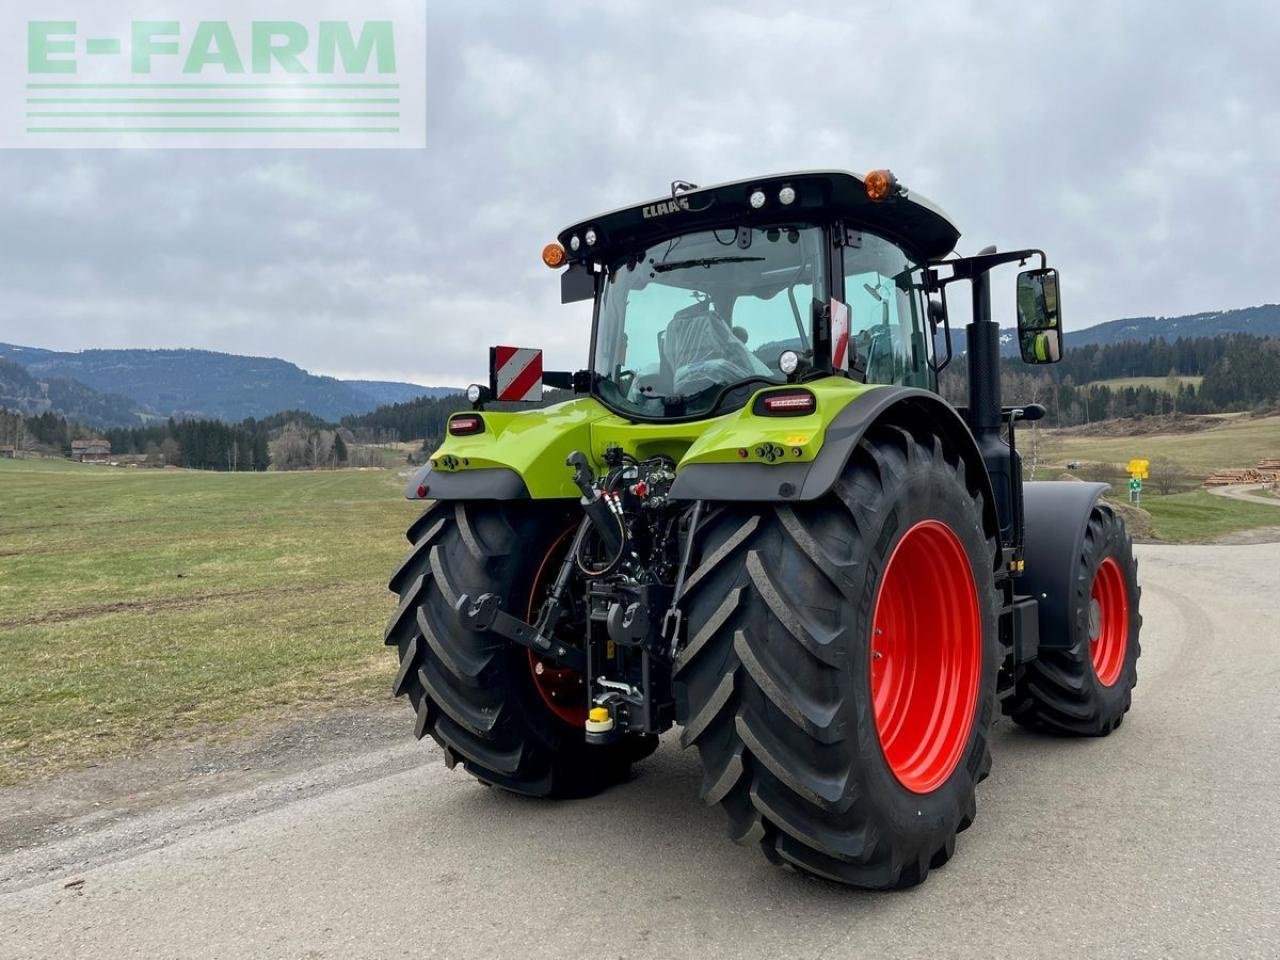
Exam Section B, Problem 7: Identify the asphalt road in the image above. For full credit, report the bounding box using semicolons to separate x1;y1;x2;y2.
3;542;1279;960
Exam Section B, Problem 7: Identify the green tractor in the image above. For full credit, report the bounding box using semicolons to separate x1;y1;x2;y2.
385;170;1141;888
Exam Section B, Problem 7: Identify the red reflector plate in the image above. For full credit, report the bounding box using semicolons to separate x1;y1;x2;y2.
491;346;544;402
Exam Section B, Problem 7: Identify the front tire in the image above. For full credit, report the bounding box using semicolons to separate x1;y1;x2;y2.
1011;504;1141;736
384;501;651;797
674;424;1000;888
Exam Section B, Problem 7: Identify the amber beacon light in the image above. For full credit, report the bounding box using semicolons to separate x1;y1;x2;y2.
542;242;566;268
864;169;899;202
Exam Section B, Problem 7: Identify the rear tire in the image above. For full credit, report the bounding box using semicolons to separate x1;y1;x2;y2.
674;424;1000;888
385;501;654;798
1011;504;1141;736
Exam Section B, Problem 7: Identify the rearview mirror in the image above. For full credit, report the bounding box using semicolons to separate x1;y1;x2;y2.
1015;268;1063;364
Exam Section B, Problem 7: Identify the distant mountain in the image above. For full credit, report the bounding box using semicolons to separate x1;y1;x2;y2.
0;357;150;428
0;345;455;424
344;379;459;407
944;303;1280;358
1063;304;1280;348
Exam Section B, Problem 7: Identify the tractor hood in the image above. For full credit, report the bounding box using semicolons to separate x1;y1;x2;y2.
556;170;961;263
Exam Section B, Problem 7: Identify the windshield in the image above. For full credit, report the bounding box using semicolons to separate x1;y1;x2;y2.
593;224;826;419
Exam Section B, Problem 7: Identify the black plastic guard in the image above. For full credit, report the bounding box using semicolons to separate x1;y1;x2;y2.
405;464;530;501
1020;480;1109;649
669;386;1000;541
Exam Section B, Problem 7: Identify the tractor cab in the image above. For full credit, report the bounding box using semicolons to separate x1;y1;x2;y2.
551;170;961;421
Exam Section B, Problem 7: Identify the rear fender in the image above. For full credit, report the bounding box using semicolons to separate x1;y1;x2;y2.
406;397;606;501
669;385;1000;543
1019;481;1109;649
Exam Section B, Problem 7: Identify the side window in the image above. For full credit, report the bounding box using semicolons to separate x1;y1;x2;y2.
842;235;930;387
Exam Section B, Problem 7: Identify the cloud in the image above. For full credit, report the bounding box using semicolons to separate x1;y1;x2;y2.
0;0;1276;385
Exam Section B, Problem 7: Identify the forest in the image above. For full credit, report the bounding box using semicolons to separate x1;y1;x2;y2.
939;333;1280;426
4;334;1278;469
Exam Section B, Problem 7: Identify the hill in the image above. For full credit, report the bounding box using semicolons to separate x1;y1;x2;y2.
0;344;454;424
1041;413;1280;479
0;357;151;427
343;379;458;407
1070;304;1280;348
1092;375;1204;394
945;303;1280;357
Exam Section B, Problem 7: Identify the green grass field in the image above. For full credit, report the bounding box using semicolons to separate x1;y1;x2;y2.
0;458;420;786
4;442;1277;787
1040;414;1280;478
1090;375;1204;393
1141;489;1280;542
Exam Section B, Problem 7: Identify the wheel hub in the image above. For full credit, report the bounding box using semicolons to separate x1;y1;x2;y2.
1089;556;1130;687
870;520;982;795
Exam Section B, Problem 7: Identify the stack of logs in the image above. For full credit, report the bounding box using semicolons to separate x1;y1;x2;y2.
1204;458;1280;486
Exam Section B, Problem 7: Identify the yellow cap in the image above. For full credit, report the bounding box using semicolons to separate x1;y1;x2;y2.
589;707;610;723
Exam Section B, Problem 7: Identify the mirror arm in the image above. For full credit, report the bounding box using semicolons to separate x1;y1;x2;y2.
927;296;952;375
927;248;1046;282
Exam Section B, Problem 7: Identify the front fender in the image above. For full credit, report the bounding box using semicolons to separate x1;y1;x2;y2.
1019;481;1109;649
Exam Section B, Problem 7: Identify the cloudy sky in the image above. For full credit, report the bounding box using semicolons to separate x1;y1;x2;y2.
0;1;1276;387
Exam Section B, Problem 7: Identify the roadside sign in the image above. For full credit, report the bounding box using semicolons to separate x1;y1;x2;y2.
1129;478;1142;492
1126;458;1149;479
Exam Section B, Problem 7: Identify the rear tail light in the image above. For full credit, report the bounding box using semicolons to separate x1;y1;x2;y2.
448;415;484;436
754;389;816;417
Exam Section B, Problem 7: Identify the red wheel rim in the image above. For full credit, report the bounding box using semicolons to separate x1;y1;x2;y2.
1089;556;1129;687
870;520;982;795
526;527;587;727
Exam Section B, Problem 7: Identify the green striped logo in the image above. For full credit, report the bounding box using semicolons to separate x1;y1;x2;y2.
6;2;425;148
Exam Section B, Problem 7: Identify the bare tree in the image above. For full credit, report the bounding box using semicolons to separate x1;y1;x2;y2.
269;423;310;470
1148;456;1186;496
160;437;182;467
1165;367;1180;414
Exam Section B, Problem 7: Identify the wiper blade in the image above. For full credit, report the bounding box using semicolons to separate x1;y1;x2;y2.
652;256;765;273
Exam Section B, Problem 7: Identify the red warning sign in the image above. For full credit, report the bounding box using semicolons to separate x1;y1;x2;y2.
830;299;850;372
491;346;544;402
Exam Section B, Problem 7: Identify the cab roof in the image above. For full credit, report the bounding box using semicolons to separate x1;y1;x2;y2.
557;170;961;263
